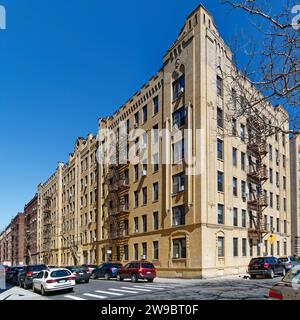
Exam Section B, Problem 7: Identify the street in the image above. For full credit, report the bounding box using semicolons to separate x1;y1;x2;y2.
0;276;279;300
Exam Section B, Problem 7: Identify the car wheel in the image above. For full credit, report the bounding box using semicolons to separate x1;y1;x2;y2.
104;273;111;281
116;274;123;281
32;285;36;293
147;279;154;283
131;274;138;283
19;280;23;288
67;288;74;293
269;269;275;279
85;279;89;283
91;274;97;280
41;286;46;296
250;275;256;279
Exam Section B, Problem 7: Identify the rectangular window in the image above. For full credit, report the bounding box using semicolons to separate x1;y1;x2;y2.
284;198;287;212
153;182;159;201
270;192;273;208
143;105;148;123
269;168;273;184
116;246;120;261
232;89;237;109
134;164;139;181
217;139;223;160
153;211;159;230
270;216;274;232
242;238;247;257
218;204;224;225
134;243;139;260
217;76;223;97
242;210;246;228
232;118;237;135
153;153;159;172
173;107;186;128
124;219;129;236
134;112;139;126
142;187;147;205
173;76;185;100
124;245;129;261
233;208;238;227
142;215;147;233
217;171;224;192
284;242;287;255
240;124;245;141
233;238;238;257
276;218;280;233
153;96;159;115
173;238;186;259
172;139;184;163
173;172;185;194
217;108;223;128
284;220;287;233
249;239;253;257
218;237;224;257
173;205;186;226
264;240;268;256
153;241;159;260
134;190;139;208
269;144;273;161
241;181;246;199
277;241;280;256
134;217;139;233
142;243;147;258
232;148;237;166
233;177;238;196
241;152;246;171
283;176;286;190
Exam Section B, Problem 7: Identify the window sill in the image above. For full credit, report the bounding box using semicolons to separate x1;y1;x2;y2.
172;190;185;196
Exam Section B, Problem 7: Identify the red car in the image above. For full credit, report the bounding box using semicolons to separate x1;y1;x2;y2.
116;261;156;282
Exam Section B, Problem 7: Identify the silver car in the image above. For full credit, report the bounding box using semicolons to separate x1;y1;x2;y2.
278;256;300;271
269;266;300;300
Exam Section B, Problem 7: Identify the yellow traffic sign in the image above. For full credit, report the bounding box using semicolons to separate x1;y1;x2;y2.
267;234;276;245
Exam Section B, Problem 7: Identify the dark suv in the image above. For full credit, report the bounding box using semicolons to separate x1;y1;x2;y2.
19;265;47;289
116;261;156;282
248;257;286;279
91;263;123;280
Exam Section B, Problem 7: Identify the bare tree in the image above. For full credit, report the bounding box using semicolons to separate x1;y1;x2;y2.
221;0;300;136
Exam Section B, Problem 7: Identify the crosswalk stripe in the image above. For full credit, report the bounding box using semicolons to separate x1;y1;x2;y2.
95;290;123;296
83;293;107;299
109;288;139;294
143;285;172;289
64;295;87;300
133;285;164;290
122;286;152;292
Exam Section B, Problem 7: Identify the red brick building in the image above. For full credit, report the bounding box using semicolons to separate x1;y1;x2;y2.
24;195;38;265
11;213;25;265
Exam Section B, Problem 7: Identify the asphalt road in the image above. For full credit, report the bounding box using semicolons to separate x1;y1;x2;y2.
7;275;279;300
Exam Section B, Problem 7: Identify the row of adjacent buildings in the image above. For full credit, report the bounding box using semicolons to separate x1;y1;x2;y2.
1;4;299;277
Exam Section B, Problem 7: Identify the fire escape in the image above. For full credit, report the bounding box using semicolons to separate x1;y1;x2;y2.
24;217;32;265
247;115;269;244
43;196;52;264
104;132;130;261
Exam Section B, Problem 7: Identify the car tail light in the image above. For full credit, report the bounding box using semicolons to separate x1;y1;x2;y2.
69;276;76;281
269;288;283;300
26;272;33;277
263;263;270;269
46;279;57;284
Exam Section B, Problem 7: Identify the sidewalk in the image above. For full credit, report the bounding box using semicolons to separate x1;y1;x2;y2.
0;286;48;300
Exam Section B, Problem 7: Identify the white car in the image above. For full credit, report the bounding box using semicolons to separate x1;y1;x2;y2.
33;268;76;296
269;265;300;300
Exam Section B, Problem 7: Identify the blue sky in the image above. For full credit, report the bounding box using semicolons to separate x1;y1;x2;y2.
0;0;288;230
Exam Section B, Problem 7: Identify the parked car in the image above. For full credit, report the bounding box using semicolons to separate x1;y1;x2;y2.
65;266;90;283
248;257;286;279
33;268;76;296
116;261;156;282
269;265;300;300
91;263;123;280
6;266;24;285
81;264;98;274
19;264;47;289
278;256;300;271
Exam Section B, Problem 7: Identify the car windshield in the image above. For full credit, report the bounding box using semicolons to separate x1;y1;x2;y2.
283;267;300;284
278;258;288;262
29;265;47;272
249;258;265;264
50;270;71;278
142;263;155;269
